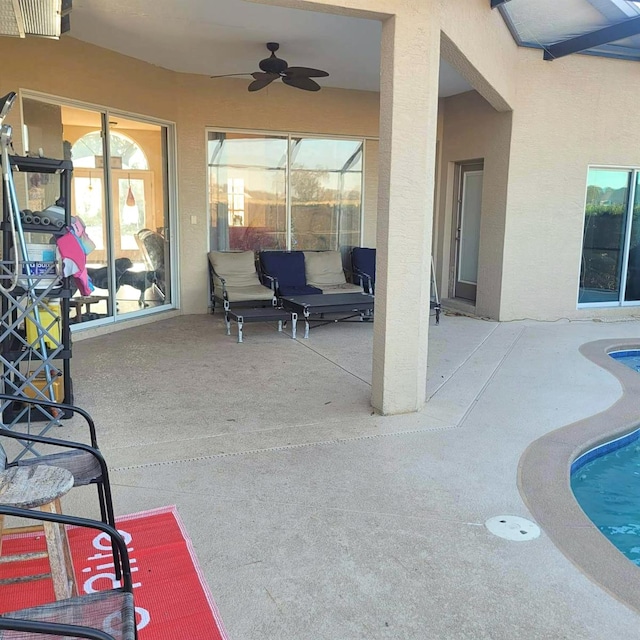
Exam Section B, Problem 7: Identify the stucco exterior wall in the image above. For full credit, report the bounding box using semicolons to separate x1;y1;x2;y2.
501;48;640;321
0;36;380;314
436;90;512;319
439;0;519;113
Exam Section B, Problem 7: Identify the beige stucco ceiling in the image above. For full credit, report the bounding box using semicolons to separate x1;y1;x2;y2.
71;0;472;96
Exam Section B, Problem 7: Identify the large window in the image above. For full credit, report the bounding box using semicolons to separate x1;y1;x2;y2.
208;131;363;253
579;167;640;305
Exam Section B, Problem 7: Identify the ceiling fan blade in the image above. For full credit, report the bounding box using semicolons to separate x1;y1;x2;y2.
285;66;329;78
210;73;253;79
282;75;322;92
248;72;279;92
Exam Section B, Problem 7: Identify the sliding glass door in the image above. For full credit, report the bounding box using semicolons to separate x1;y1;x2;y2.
579;167;640;305
22;96;174;324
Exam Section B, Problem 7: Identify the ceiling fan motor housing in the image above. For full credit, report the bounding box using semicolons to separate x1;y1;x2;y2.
259;54;288;75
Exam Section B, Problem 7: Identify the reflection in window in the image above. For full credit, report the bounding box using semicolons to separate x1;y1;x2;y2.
71;131;148;170
290;138;363;251
208;131;363;253
579;168;640;305
208;133;287;252
625;173;640;302
228;178;246;227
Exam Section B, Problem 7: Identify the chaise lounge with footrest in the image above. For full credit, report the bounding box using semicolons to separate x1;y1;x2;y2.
208;250;280;340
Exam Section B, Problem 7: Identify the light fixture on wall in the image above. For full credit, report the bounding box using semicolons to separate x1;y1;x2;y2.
126;174;136;207
0;0;72;38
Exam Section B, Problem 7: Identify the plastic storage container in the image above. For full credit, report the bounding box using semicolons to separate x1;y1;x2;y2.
25;298;61;348
23;369;64;403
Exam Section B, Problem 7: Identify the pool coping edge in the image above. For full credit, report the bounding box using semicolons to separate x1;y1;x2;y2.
518;338;640;613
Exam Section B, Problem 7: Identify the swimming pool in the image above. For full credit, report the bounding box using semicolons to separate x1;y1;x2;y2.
570;349;640;567
609;349;640;372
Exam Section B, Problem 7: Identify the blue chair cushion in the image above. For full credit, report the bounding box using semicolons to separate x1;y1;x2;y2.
260;251;308;289
278;284;322;296
352;248;376;286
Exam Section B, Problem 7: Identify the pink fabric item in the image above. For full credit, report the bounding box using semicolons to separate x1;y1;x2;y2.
56;230;94;295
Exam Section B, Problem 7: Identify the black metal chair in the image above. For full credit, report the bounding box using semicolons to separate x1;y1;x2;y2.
0;394;120;578
0;505;136;640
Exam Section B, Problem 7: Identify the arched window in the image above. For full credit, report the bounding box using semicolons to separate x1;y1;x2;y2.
71;131;148;170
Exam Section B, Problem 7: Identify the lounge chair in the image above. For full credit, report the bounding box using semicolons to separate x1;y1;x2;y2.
208;250;277;316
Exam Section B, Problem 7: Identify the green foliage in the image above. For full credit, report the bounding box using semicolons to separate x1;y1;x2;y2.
585;203;625;217
586;185;604;204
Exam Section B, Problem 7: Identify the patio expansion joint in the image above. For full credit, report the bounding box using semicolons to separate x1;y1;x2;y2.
429;324;526;428
106;412;412;450
109;424;462;472
292;337;372;386
426;322;501;401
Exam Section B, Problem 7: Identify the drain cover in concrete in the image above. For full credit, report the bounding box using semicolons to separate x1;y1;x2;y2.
485;515;540;541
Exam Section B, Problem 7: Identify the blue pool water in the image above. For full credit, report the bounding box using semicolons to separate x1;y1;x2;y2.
610;349;640;373
571;438;640;566
570;349;640;566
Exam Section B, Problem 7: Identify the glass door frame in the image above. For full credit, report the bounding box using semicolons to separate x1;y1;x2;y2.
450;160;484;303
578;164;640;308
19;89;179;327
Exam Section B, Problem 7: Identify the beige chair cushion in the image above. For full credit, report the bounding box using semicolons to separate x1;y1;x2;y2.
208;251;274;302
317;283;364;295
223;284;275;302
209;251;258;285
303;251;347;287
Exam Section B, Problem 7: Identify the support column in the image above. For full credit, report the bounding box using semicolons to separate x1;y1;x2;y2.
372;7;440;414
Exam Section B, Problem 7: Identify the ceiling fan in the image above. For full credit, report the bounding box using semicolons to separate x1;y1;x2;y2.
211;42;329;92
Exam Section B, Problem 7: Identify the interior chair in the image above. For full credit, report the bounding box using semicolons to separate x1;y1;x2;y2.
303;251;364;295
0;393;121;578
0;505;136;640
351;247;376;295
135;228;166;301
258;251;322;297
208;250;277;316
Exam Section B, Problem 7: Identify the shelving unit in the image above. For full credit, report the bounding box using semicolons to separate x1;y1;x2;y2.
0;155;74;456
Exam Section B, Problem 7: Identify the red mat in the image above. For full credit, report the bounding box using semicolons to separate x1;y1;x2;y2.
0;505;229;640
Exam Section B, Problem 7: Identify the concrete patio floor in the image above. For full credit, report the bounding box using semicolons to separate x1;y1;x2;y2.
57;312;640;638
